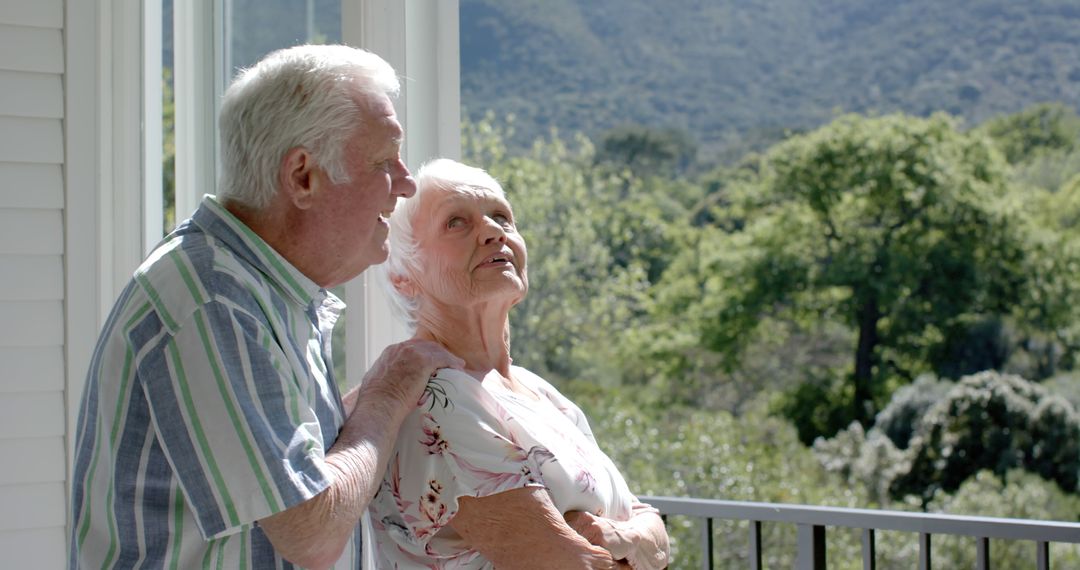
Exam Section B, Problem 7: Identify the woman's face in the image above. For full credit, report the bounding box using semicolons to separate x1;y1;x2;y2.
407;185;528;311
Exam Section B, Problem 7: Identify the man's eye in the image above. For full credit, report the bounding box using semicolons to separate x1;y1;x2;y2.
447;217;464;229
492;213;512;226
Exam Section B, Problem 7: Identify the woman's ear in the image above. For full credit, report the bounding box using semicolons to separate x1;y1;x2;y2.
391;273;418;298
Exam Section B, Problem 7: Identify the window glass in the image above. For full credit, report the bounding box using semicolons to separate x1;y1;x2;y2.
224;0;342;77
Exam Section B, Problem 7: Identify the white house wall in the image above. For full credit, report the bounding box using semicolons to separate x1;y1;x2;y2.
0;0;70;567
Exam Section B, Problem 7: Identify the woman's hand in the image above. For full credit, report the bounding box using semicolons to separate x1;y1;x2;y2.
451;487;619;569
565;502;670;570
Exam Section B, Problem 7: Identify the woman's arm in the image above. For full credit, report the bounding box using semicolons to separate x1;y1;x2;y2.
565;501;670;570
450;487;619;570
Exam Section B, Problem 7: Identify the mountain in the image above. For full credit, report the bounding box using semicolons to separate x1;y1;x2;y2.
459;0;1080;161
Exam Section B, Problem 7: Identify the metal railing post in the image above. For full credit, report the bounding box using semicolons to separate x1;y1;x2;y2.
862;528;875;570
976;536;990;570
1037;540;1049;570
797;524;825;570
701;517;713;570
749;520;762;570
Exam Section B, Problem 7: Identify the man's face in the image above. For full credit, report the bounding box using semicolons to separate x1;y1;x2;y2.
312;94;415;287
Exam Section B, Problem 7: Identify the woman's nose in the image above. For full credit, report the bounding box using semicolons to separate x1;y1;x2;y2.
479;217;507;244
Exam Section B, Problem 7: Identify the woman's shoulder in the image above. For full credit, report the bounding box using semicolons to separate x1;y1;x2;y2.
510;366;588;418
416;367;487;415
509;365;560;395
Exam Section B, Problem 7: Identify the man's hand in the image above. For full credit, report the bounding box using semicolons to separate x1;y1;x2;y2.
342;339;463;417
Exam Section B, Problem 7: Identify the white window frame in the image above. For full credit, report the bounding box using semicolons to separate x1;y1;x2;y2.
66;0;165;470
341;0;461;377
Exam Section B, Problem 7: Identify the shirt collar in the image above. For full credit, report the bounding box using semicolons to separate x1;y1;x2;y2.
191;195;322;307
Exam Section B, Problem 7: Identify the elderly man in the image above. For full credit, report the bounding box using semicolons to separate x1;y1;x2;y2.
68;45;461;569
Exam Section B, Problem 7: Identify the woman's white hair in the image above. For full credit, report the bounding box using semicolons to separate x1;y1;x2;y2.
378;158;507;332
217;44;400;210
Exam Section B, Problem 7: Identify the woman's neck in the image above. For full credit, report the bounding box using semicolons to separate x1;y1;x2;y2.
414;301;513;378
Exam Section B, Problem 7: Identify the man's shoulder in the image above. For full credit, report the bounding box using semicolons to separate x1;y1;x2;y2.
130;230;276;334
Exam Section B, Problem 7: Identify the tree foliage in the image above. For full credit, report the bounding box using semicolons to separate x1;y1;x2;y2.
894;370;1080;503
595;125;698;177
660;114;1029;427
818;371;1080;508
977;102;1080;164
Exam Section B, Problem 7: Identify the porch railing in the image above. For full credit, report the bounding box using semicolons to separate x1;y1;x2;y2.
640;495;1080;569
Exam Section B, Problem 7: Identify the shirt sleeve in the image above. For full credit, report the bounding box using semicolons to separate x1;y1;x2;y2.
378;370;548;557
137;300;335;540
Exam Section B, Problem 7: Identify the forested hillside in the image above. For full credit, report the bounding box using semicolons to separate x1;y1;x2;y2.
460;0;1080;160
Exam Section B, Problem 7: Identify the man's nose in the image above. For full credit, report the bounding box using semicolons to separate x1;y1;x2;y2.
392;159;416;198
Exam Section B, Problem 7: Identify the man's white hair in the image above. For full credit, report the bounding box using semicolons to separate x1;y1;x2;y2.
378;158;507;332
217;44;400;210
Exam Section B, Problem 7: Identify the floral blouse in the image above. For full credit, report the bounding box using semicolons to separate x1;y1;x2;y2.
369;366;635;569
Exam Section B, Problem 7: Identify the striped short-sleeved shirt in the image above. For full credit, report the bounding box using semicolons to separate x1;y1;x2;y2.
69;195;360;569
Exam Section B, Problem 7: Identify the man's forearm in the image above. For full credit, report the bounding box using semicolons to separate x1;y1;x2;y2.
258;386;413;569
259;338;462;568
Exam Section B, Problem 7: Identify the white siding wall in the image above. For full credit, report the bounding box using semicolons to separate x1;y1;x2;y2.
0;1;69;567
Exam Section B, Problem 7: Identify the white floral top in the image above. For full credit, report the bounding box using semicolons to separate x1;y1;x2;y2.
369;366;635;569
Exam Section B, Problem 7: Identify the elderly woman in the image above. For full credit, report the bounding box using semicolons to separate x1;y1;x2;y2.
369;158;670;569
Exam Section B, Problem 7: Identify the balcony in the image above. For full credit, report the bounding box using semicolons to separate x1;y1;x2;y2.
642;495;1080;569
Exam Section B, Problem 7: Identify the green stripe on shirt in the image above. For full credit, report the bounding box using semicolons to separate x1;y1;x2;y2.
194;312;282;513
168;340;242;527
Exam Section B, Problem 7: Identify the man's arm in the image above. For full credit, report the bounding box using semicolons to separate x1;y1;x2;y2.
258;339;462;570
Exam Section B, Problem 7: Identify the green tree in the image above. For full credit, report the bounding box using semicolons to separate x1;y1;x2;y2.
892;371;1080;505
686;114;1027;426
977;102;1080;164
594;125;698;177
163;67;176;233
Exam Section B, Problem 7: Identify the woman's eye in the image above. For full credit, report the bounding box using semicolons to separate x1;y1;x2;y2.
492;213;513;227
446;217;464;229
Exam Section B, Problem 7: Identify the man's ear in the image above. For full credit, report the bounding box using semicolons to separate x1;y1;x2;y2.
279;147;317;209
390;273;418;298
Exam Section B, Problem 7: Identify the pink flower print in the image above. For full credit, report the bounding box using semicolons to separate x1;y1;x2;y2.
449;452;542;496
525;445;557;469
576;469;597;494
419;413;450;455
420;480;446;521
416;479;450;540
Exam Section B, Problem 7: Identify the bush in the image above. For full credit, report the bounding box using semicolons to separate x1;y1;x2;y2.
873;374;953;449
892;371;1080;504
